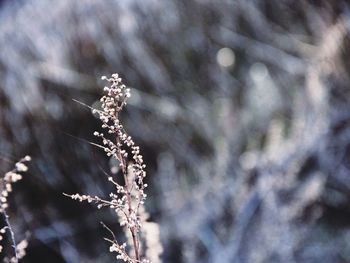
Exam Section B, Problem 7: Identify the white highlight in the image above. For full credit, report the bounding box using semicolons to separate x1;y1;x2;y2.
216;47;235;68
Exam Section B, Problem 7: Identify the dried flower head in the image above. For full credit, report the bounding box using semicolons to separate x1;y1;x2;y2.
66;74;160;262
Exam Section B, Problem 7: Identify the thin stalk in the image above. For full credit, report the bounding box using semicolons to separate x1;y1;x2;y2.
1;210;18;262
116;129;140;261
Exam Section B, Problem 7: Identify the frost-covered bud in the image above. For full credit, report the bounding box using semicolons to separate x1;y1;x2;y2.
15;162;28;172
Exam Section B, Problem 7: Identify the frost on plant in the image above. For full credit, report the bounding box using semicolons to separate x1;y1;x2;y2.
66;74;161;262
0;156;31;263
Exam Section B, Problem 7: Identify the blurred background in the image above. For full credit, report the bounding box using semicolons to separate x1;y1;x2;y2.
1;0;350;262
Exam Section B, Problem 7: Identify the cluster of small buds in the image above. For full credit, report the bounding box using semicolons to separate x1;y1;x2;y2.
65;192;128;212
100;73;131;115
106;240;150;263
92;74;148;218
108;241;131;262
67;74;150;262
0;156;31;262
0;227;7;253
0;156;31;213
4;239;28;263
14;239;28;260
68;193;95;203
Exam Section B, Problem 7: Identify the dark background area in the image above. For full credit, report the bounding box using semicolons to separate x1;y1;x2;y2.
1;0;350;262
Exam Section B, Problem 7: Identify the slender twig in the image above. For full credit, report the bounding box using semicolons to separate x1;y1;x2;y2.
1;211;18;262
100;221;117;241
116;133;140;261
0;156;30;262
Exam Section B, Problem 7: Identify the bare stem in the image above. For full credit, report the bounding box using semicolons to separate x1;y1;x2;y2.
1;210;18;262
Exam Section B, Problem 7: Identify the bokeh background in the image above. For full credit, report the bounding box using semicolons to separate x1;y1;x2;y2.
1;0;350;262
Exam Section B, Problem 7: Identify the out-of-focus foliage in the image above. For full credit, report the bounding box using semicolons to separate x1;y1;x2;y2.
1;0;350;262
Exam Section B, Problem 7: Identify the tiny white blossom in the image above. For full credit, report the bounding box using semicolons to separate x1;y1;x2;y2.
15;162;28;172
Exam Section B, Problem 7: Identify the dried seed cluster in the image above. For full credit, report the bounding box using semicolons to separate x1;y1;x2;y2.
67;74;150;262
0;156;31;262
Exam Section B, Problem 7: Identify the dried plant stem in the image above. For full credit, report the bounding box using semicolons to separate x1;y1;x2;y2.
130;227;140;261
66;74;154;262
117;134;140;261
0;155;31;262
2;210;18;262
